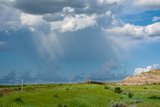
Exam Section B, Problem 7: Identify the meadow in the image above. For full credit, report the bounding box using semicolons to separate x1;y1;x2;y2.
0;83;160;107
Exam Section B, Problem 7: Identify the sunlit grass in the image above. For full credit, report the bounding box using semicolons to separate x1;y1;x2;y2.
0;84;160;107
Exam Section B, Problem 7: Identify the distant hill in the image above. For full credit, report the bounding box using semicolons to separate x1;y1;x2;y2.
119;68;160;85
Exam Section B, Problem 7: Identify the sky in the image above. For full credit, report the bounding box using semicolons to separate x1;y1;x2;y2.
0;0;160;84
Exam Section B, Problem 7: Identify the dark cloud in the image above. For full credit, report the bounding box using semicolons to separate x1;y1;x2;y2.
58;29;116;62
11;0;123;23
36;71;66;82
36;62;67;83
0;70;36;84
0;41;7;51
72;72;85;82
2;0;158;84
42;13;64;22
0;68;66;84
0;71;17;84
13;0;86;15
89;60;127;81
19;70;35;83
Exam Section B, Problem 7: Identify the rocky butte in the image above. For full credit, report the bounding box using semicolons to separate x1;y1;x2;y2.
119;69;160;85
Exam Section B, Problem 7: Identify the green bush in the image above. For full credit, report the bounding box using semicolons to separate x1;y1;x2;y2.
148;95;160;100
25;87;36;92
57;103;63;107
129;99;143;104
144;87;147;89
66;88;69;90
0;92;3;97
54;94;59;98
114;87;123;94
128;92;134;98
104;86;110;90
13;97;24;104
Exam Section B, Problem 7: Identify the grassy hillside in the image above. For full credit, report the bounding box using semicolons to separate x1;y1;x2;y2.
0;83;160;107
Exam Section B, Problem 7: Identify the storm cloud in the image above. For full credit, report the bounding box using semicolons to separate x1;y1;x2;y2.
13;0;86;15
0;0;160;83
89;60;127;81
12;0;123;15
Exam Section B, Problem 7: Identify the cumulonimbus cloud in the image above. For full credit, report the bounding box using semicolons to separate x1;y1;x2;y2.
1;0;160;33
0;0;124;33
15;0;123;33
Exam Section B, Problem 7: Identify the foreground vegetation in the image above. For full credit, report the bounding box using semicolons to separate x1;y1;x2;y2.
0;83;160;107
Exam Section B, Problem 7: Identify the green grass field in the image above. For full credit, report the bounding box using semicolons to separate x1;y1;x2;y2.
0;83;160;107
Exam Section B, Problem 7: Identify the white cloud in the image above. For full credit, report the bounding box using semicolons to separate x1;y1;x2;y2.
134;64;160;75
133;0;160;10
152;16;160;22
20;13;45;31
20;13;97;32
20;13;43;26
106;22;160;39
105;22;160;51
51;14;97;32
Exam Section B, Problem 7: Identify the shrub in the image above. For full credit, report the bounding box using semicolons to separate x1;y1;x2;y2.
110;101;127;107
128;92;134;98
25;87;36;92
120;97;123;99
54;94;59;98
143;87;147;89
0;92;3;97
130;99;143;104
114;87;123;94
148;95;160;100
57;103;63;107
104;86;110;90
14;87;21;91
66;88;69;90
13;97;24;104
